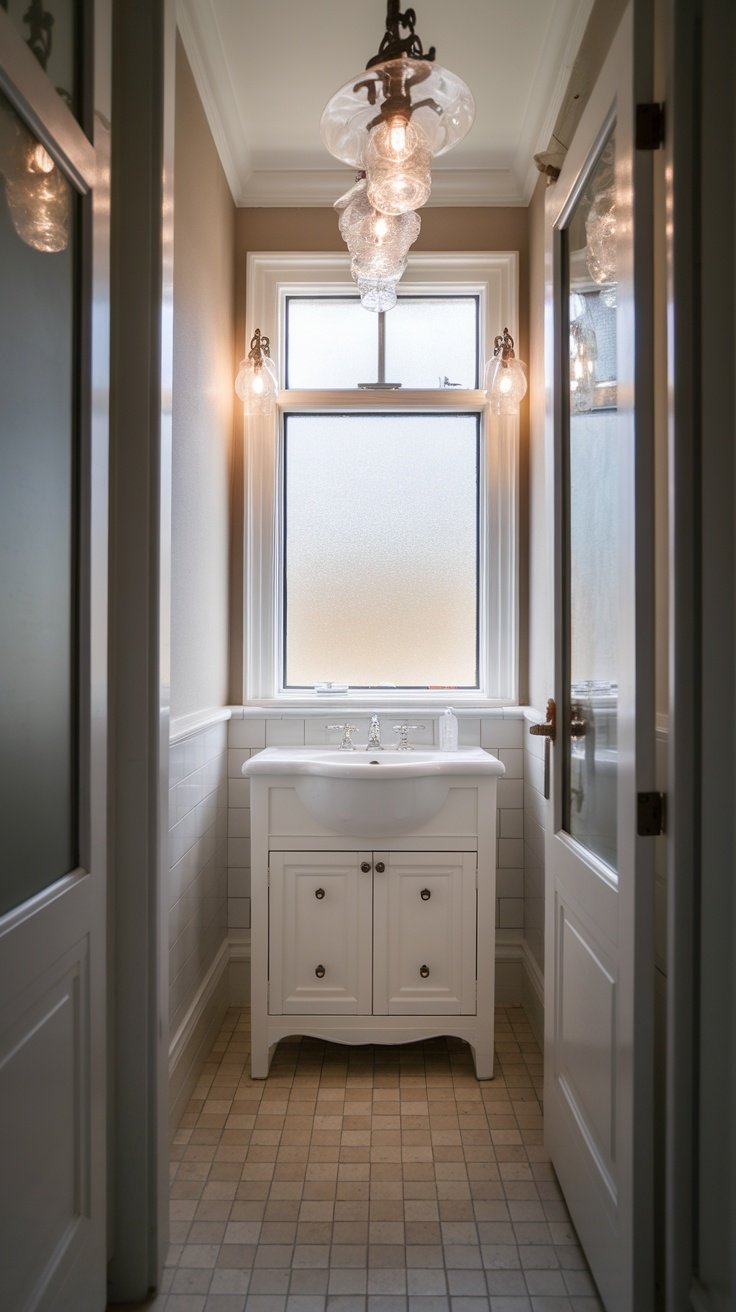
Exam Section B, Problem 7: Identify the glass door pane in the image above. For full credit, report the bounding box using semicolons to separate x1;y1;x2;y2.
563;132;619;870
0;91;78;914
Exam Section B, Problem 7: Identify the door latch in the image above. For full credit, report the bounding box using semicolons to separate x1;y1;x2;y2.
637;791;666;836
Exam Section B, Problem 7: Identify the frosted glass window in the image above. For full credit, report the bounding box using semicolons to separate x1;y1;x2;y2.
286;298;378;388
385;297;478;388
283;413;479;688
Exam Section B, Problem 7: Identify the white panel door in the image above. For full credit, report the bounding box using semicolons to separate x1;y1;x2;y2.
373;852;477;1015
544;6;655;1310
0;6;110;1311
269;851;373;1014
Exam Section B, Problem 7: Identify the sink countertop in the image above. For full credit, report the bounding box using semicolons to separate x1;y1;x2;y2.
242;746;505;778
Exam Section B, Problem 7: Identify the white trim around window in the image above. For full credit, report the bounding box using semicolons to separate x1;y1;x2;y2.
243;250;519;708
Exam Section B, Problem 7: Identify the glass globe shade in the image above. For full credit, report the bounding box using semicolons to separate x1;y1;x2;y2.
485;355;528;416
234;352;278;416
585;186;616;285
5;137;70;253
351;249;407;283
320;58;475;167
366;151;432;216
351;206;420;260
368;113;428;164
357;277;398;312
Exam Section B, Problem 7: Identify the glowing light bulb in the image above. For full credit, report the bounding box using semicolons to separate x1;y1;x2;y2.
30;144;55;174
373;215;388;240
252;371;264;394
499;371;513;395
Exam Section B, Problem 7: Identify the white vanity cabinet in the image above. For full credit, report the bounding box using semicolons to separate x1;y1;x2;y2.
243;746;504;1079
268;850;477;1018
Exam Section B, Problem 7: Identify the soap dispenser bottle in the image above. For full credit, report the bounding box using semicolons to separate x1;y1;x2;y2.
439;707;459;751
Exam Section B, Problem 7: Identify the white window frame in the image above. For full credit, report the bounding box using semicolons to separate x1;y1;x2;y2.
244;250;519;707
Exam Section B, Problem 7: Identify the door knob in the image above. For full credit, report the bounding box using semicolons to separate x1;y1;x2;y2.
529;697;556;743
360;861;371;873
315;887;325;899
375;861;386;873
570;703;587;739
419;964;430;978
315;964;326;978
420;888;431;901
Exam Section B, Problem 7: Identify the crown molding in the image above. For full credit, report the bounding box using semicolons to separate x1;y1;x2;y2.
235;167;529;209
177;0;250;202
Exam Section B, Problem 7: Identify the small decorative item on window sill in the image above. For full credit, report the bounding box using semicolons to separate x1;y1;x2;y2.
321;2;475;310
235;328;279;416
485;327;528;416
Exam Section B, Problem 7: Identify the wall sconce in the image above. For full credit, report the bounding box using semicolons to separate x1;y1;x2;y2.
320;1;475;309
235;328;279;416
485;328;528;416
0;2;70;255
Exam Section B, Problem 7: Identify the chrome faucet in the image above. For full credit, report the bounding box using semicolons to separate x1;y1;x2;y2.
366;713;383;750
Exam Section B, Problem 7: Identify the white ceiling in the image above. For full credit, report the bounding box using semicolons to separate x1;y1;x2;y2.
178;0;593;207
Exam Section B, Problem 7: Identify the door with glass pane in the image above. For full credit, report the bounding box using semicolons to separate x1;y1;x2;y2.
544;7;655;1309
0;6;109;1310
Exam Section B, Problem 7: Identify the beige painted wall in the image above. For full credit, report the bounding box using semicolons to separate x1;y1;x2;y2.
229;206;530;702
171;38;235;720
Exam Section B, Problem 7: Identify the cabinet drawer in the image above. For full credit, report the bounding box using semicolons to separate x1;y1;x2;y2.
373;852;477;1015
268;851;372;1014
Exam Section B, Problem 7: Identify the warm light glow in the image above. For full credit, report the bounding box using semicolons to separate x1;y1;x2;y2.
252;371;264;394
30;143;55;174
498;371;513;395
373;214;388;240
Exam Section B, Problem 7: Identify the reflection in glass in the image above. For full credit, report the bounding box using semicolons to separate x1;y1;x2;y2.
0;92;78;915
2;0;79;117
563;130;619;871
283;413;479;689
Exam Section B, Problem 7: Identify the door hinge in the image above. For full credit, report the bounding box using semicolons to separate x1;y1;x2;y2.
637;791;666;836
636;102;666;150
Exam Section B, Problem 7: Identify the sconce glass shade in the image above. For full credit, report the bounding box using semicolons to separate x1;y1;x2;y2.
485;328;528;415
569;316;598;414
4;133;70;253
485;354;528;415
320;57;475;167
235;330;279;416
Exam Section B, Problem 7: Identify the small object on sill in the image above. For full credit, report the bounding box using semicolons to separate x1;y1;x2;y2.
439;706;459;752
314;682;349;694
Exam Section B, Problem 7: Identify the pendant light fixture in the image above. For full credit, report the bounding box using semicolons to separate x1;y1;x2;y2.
485;328;528;416
235;328;279;416
321;2;475;309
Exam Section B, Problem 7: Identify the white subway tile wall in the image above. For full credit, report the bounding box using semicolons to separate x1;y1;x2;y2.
168;721;229;1036
227;713;525;939
523;715;550;975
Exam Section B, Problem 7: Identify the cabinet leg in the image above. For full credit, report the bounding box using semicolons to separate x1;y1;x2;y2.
470;1043;495;1080
250;1039;276;1079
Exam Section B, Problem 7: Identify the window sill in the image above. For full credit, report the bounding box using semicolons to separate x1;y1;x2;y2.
235;701;524;719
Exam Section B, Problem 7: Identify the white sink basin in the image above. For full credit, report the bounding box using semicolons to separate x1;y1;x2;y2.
242;746;504;836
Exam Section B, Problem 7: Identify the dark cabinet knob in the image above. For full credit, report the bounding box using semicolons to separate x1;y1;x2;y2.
315;964;326;978
420;888;431;901
375;861;386;873
419;964;430;978
315;887;325;899
360;861;371;873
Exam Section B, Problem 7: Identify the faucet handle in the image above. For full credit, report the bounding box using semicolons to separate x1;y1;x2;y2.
392;722;426;751
326;722;358;750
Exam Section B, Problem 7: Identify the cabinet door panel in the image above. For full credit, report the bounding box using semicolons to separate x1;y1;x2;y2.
269;851;373;1014
373;852;477;1015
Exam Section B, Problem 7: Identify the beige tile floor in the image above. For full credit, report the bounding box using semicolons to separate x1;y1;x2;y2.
121;1007;602;1311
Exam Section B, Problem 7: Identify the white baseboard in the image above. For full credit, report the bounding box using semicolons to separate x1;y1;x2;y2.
169;937;230;1130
